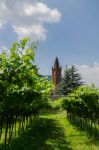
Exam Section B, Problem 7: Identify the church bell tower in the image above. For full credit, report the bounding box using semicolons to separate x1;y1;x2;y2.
52;57;62;88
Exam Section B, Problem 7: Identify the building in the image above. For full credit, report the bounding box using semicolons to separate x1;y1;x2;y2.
52;57;62;89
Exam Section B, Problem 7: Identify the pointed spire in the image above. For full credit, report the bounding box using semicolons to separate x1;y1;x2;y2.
54;57;59;68
52;57;62;88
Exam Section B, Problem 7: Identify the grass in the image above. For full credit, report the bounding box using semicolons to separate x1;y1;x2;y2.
0;111;99;150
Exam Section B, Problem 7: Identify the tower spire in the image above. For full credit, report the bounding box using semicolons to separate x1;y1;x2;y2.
54;57;59;69
52;57;62;87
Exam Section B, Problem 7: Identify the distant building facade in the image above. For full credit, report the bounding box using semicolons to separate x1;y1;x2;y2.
52;57;62;88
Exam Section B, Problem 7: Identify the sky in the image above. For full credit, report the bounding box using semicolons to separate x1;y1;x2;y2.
0;0;99;86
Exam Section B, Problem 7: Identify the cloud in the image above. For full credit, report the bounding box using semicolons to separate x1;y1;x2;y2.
76;63;99;87
0;24;3;29
0;0;61;40
0;46;10;57
13;25;47;40
0;46;7;52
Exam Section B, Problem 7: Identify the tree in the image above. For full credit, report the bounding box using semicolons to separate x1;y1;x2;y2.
57;65;84;95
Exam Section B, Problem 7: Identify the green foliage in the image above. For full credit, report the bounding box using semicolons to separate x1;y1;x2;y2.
62;85;99;120
51;98;63;110
0;38;51;145
57;65;84;95
62;85;99;138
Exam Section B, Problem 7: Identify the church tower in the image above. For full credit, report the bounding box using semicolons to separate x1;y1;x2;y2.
52;57;62;88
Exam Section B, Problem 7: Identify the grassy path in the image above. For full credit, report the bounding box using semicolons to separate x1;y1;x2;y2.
1;111;99;150
54;111;99;150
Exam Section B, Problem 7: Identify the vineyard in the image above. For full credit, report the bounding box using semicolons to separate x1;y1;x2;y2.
62;86;99;138
0;38;51;148
0;39;99;149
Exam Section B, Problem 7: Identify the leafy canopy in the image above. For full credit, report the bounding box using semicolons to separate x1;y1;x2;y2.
0;38;51;121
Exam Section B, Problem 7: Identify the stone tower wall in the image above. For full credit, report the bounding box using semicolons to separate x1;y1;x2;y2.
52;57;62;88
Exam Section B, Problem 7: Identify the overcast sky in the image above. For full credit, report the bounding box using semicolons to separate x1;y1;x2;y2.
0;0;99;86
